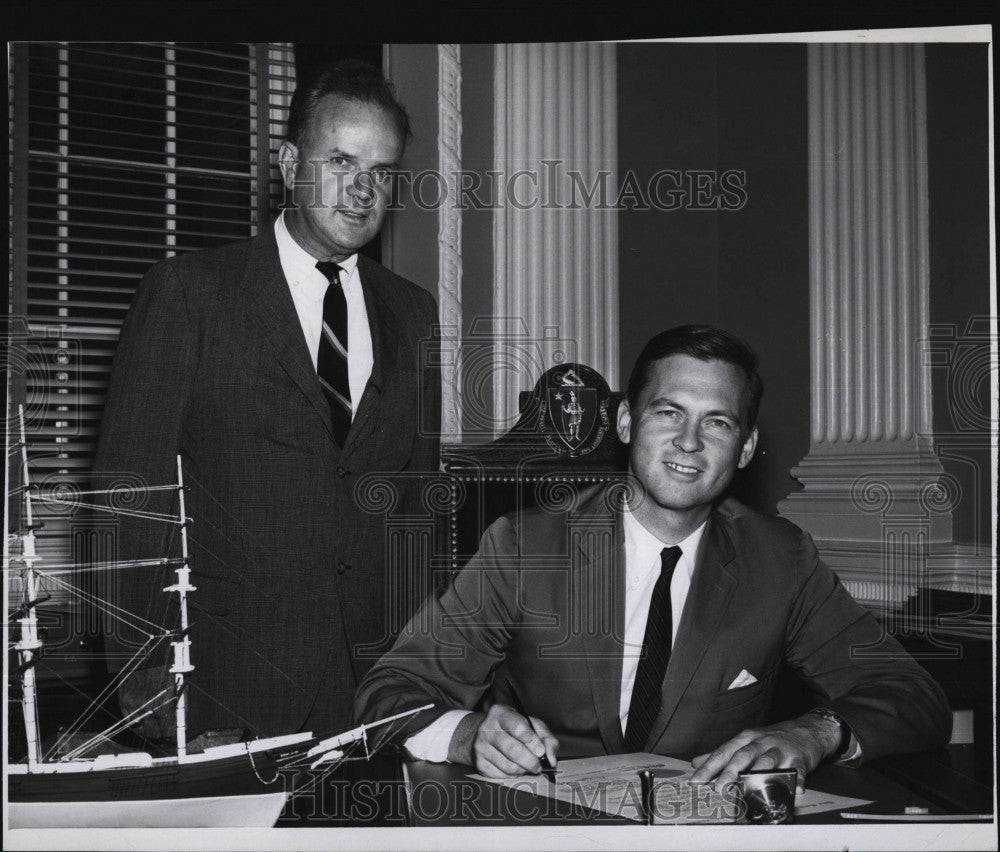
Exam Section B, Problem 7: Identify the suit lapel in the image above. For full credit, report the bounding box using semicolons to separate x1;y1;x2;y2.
342;255;399;453
240;225;336;441
578;490;627;755
646;511;738;750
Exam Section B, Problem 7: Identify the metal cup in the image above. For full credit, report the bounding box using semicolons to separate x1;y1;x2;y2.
736;769;797;824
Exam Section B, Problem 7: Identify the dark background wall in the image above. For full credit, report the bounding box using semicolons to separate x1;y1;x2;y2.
617;44;810;515
459;44;500;441
925;44;991;547
381;45;441;295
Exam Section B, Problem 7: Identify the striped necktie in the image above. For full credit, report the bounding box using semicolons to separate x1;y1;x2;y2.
624;545;682;752
315;261;352;446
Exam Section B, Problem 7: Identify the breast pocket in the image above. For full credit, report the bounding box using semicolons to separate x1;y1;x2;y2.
712;666;777;713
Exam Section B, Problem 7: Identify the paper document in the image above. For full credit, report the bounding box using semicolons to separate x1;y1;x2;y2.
472;753;872;823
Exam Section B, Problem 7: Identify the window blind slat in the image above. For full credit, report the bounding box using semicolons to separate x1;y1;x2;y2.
28;149;252;179
59;46;254;79
29;141;254;171
29;76;259;113
28;116;255;148
27;205;252;228
30;62;260;94
53;41;251;61
27;226;244;244
27;218;252;242
26;174;256;203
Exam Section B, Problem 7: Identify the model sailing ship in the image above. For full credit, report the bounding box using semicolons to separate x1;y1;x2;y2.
7;407;428;828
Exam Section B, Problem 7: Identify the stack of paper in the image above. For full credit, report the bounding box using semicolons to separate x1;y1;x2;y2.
472;753;872;824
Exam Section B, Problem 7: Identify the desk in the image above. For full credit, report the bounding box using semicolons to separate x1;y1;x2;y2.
403;750;993;827
872;745;995;815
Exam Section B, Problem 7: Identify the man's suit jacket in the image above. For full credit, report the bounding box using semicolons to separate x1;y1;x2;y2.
95;223;440;738
353;483;950;761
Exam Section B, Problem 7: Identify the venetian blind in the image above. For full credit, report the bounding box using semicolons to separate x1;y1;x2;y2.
9;42;296;580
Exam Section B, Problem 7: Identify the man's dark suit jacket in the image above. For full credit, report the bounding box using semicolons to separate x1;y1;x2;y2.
354;484;950;761
95;222;440;738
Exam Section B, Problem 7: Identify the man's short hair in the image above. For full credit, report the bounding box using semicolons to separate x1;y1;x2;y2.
286;58;412;151
625;325;764;434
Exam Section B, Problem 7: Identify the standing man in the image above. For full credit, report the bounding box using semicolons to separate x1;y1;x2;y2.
354;326;950;791
96;60;440;741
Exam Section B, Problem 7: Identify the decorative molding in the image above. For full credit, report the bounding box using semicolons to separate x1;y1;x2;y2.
492;42;618;435
813;538;992;639
437;44;463;443
822;540;923;608
780;445;953;543
925;544;994;596
840;580;918;609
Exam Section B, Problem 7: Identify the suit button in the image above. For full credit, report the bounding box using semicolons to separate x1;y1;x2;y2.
336;466;347;478
337;562;347;575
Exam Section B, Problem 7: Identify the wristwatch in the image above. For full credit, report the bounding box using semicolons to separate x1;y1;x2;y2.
807;707;850;760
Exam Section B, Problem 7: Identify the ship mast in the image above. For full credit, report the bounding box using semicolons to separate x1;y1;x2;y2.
162;454;195;760
13;405;44;768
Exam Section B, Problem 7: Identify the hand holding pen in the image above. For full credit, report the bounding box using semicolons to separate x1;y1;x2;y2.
466;679;560;780
505;678;558;781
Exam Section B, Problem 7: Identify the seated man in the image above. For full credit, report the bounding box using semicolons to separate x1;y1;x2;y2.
353;325;951;792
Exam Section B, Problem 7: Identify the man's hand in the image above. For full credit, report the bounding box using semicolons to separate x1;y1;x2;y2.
472;703;559;778
689;713;844;794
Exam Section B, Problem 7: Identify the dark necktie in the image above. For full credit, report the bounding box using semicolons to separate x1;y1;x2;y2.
624;545;682;752
315;261;352;446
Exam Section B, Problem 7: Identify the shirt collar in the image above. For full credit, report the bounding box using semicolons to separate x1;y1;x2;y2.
622;504;708;582
275;210;359;287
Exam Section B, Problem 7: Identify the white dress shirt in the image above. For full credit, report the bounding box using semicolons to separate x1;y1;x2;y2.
619;508;706;735
404;506;707;761
274;211;373;418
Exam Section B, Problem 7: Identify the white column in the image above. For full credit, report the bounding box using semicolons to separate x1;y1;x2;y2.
778;44;975;608
492;42;618;434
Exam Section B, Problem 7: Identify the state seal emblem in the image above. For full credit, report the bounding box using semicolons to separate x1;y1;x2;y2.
536;364;612;457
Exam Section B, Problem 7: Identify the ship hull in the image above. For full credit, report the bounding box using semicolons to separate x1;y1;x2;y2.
7;745;304;828
9;791;289;829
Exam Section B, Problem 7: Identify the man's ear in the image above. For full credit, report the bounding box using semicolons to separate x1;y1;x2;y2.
737;426;758;469
617;400;632;445
278;140;298;191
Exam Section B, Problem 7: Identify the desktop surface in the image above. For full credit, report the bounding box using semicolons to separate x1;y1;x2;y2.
402;748;994;827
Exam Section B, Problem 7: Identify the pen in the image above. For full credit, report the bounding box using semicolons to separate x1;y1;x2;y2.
637;769;654;825
505;677;557;781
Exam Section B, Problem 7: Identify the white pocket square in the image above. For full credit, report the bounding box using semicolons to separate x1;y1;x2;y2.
728;669;758;690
